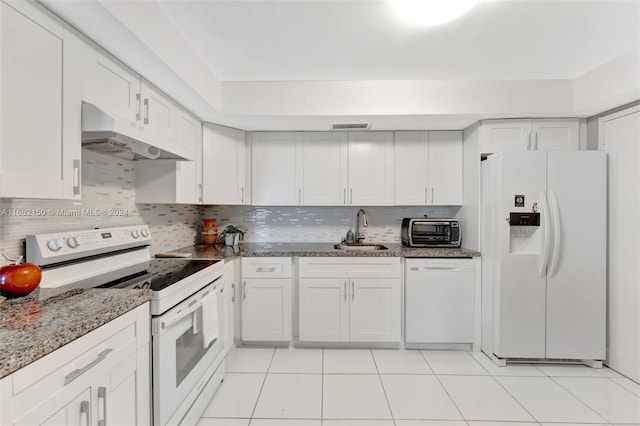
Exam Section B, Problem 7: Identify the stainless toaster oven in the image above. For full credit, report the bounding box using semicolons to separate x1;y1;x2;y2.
401;218;461;248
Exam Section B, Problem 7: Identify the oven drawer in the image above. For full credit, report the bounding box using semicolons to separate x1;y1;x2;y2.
241;257;292;278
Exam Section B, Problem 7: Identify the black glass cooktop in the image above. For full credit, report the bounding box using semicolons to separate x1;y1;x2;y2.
147;259;221;292
97;258;222;291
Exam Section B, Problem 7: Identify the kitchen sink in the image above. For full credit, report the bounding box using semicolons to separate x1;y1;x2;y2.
334;243;388;251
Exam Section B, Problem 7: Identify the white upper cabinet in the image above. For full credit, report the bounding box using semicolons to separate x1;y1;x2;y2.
394;131;462;206
302;132;349;206
394;131;429;205
531;119;580;151
481;118;579;154
428;131;463;205
348;132;394;206
251;132;303;206
135;108;202;205
0;1;80;200
82;48;140;126
140;78;177;153
203;123;247;205
81;38;195;160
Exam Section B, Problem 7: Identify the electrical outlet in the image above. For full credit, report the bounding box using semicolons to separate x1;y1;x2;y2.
244;211;256;222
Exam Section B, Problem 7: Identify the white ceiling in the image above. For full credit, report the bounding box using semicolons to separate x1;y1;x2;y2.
41;0;640;130
156;0;639;82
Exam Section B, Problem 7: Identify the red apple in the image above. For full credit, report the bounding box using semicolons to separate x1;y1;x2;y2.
0;263;42;297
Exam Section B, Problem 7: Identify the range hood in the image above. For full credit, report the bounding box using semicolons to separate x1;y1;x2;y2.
81;102;185;160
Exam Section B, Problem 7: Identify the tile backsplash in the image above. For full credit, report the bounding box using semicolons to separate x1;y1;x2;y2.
1;149;457;266
205;205;457;243
0;150;203;265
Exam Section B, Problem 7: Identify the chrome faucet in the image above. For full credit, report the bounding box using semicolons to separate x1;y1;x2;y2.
355;209;368;243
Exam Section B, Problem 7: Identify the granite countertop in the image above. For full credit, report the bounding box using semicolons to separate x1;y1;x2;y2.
165;242;480;259
0;288;151;379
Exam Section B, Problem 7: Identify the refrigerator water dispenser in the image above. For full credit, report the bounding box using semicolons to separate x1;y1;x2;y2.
508;212;541;253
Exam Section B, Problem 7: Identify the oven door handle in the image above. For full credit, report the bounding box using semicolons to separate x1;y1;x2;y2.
161;301;202;330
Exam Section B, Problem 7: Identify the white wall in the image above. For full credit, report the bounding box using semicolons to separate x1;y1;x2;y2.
573;49;640;117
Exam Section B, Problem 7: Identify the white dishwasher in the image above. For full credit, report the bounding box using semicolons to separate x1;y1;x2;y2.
405;258;475;344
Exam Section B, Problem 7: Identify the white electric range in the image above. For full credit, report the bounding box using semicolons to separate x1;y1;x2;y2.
26;226;227;425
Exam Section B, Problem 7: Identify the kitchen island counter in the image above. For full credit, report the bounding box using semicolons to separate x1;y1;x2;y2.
0;288;151;379
166;242;480;259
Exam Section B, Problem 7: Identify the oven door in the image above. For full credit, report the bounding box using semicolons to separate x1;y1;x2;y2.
152;280;225;426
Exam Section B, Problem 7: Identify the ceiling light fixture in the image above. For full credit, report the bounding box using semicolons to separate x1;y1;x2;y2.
392;0;478;26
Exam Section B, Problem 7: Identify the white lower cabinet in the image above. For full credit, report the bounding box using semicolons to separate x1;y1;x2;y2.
298;258;401;343
0;304;150;426
241;258;292;342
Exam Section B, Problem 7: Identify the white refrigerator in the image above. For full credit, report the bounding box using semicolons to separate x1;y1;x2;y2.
481;151;606;363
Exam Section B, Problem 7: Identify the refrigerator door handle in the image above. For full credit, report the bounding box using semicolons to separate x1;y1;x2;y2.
539;190;551;277
548;190;562;277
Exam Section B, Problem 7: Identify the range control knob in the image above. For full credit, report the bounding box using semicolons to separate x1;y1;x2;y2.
66;237;80;249
140;228;149;238
131;230;140;239
47;239;62;252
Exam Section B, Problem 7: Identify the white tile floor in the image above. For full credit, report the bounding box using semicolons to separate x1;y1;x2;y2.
198;347;640;426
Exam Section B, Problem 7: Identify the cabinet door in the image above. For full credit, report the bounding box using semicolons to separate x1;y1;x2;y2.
394;131;429;205
140;79;176;149
349;278;401;342
428;131;463;205
175;107;199;162
531;119;579;151
251;132;303;205
348;132;394;205
0;2;66;199
83;48;141;125
480;119;532;154
15;388;91;426
241;278;292;341
302;132;349;205
299;278;349;342
223;260;235;352
101;350;139;426
203;124;247;204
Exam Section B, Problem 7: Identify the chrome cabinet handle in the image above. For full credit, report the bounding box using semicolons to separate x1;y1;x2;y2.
343;188;346;205
351;281;354;301
344;281;347;301
98;386;107;426
243;281;246;300
143;98;149;125
298;188;302;205
80;400;90;426
534;132;539;150
64;348;113;385
431;188;434;204
256;267;276;273
136;93;141;121
232;283;235;302
241;187;245;204
73;159;81;196
199;183;203;203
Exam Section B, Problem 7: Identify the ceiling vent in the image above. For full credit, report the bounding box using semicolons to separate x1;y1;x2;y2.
331;123;370;130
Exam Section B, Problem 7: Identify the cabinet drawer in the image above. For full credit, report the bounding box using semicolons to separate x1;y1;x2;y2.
242;257;292;278
298;257;401;278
